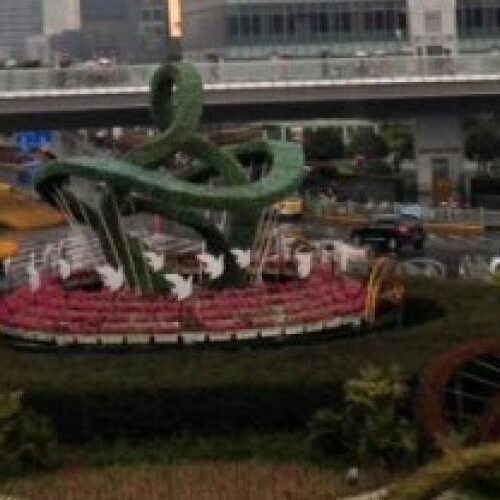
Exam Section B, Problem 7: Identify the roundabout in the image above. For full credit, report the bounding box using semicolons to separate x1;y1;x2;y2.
0;63;405;348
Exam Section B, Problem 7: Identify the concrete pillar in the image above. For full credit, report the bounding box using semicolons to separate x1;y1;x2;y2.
413;114;464;204
408;0;458;57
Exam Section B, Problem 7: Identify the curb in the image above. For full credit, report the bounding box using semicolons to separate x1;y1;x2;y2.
341;488;388;500
308;214;485;236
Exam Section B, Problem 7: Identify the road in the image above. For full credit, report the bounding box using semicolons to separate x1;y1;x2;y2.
5;217;500;288
291;221;500;279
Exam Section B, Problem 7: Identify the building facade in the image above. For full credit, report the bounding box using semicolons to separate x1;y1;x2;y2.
77;0;169;62
0;0;43;60
43;0;81;36
182;0;500;60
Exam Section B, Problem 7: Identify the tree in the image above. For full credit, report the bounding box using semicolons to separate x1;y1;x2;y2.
465;127;500;163
303;127;345;161
380;123;414;160
348;127;389;159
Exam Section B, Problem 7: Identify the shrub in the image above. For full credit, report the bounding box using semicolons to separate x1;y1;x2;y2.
308;366;417;469
0;390;59;477
348;128;389;160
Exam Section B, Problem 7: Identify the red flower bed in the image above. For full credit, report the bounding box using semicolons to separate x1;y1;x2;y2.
0;266;367;338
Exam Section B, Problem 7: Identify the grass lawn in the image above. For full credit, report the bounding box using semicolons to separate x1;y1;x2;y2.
1;277;500;497
0;462;392;500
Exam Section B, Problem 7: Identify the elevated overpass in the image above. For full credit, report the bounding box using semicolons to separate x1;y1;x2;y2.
1;55;500;130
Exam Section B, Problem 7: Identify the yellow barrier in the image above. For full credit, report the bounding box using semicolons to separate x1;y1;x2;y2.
0;189;66;230
0;239;19;259
311;213;485;236
422;223;484;236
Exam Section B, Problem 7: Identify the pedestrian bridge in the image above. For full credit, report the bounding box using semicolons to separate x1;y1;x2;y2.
2;55;500;130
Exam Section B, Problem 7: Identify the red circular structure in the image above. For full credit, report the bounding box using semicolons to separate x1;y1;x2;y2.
417;338;500;443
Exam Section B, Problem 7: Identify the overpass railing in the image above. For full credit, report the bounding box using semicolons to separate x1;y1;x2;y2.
2;54;500;93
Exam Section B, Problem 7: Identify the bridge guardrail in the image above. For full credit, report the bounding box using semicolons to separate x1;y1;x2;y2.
2;54;500;93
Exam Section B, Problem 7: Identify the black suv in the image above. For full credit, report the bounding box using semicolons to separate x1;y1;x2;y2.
350;215;426;252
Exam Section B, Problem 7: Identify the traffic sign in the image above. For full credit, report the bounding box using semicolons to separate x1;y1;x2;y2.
12;131;54;153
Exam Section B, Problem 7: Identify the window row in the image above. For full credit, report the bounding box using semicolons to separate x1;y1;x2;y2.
226;7;407;42
457;5;500;36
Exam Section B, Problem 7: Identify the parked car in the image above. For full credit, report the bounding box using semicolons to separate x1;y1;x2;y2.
273;196;303;218
350;215;426;251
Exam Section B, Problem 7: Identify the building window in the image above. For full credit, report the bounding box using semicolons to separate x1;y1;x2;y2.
240;15;251;37
340;12;351;33
270;14;284;35
375;10;385;32
319;12;328;33
473;8;483;29
227;15;238;39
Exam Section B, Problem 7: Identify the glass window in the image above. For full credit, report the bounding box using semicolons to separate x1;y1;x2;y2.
240;15;251;37
227;15;238;39
473;8;483;29
287;14;295;35
310;13;319;34
398;12;407;31
364;11;373;32
319;12;328;33
270;14;284;35
252;15;261;36
341;12;351;33
375;11;385;32
387;10;395;31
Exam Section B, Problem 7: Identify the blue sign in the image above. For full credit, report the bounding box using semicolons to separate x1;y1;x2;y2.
16;161;41;188
12;131;54;153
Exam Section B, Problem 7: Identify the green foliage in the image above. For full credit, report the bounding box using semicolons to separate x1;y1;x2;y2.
0;390;22;421
348;127;389;159
303;127;345;161
380;123;414;159
465;127;500;162
0;390;59;477
308;366;418;469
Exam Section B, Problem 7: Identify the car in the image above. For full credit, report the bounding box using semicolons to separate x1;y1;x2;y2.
350;215;426;252
273;196;303;218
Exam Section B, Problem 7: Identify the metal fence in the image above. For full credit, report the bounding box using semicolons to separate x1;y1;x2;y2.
305;197;500;227
2;54;500;93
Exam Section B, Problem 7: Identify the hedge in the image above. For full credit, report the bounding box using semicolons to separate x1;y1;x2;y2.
23;384;342;443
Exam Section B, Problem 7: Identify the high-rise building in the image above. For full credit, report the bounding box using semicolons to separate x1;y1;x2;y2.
42;0;81;36
182;0;500;60
0;0;43;59
78;0;168;62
